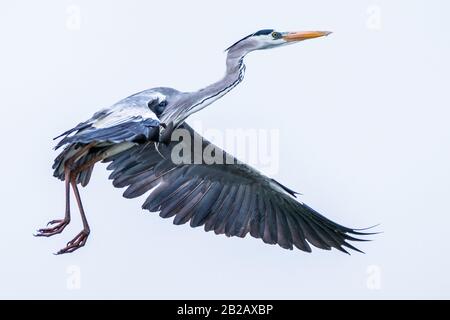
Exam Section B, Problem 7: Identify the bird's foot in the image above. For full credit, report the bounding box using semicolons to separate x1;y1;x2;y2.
55;229;90;255
34;218;70;237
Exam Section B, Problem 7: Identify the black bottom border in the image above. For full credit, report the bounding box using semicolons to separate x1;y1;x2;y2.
1;300;447;318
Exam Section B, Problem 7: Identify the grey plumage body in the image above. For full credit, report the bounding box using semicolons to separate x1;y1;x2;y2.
52;87;179;186
37;29;374;254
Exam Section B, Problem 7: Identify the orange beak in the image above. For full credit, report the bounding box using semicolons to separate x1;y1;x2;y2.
282;31;332;42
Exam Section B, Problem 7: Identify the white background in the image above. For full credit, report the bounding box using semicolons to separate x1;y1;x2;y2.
0;0;449;299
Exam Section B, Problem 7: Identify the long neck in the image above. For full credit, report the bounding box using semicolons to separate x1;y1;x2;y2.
160;47;248;126
186;49;247;117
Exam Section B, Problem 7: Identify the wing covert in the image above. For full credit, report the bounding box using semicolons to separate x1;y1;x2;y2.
54;95;161;149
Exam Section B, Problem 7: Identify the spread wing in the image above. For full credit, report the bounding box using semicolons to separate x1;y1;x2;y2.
104;124;372;253
54;94;161;149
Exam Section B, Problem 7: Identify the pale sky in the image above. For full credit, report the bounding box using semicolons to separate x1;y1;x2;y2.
0;0;449;299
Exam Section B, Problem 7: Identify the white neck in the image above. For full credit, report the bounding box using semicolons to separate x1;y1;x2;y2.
160;46;249;125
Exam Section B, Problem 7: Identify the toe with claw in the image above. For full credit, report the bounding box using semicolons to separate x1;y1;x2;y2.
56;230;90;255
34;219;70;237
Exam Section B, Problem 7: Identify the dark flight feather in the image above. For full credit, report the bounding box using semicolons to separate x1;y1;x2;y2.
103;123;374;253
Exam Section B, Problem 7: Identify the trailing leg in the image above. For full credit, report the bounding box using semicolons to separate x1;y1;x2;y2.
56;178;91;254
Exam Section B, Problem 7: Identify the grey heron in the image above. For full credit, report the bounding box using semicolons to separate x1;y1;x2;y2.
36;29;373;254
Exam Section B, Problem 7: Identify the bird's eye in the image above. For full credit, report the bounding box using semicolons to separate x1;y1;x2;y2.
158;100;167;107
272;32;281;39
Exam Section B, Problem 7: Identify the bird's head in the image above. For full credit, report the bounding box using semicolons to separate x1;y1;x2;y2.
226;29;331;54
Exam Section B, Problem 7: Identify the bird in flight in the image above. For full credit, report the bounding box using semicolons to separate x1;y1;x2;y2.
36;29;373;254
